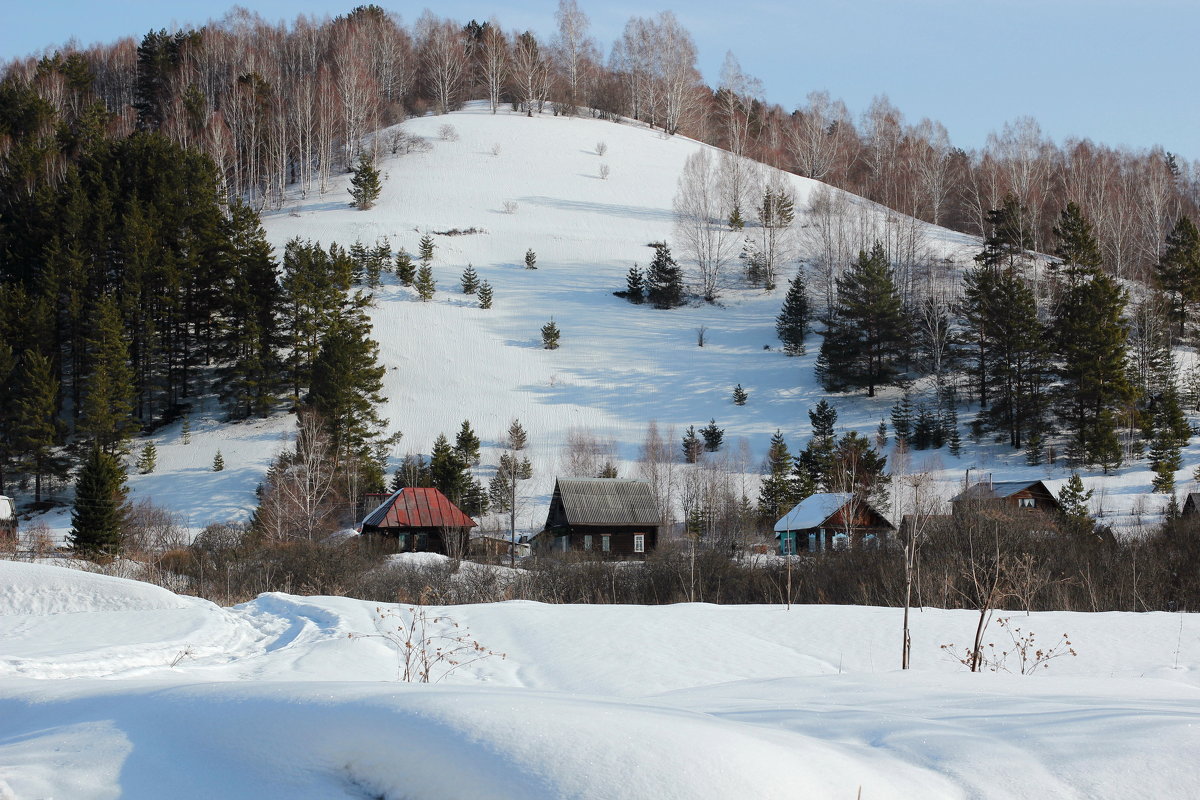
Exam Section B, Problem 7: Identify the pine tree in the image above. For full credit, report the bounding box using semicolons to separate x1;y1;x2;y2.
795;400;838;494
541;319;560;349
681;425;702;463
455;420;481;465
12;349;64;502
349;240;369;284
829;431;890;504
1057;472;1094;535
477;280;493;309
136;442;157;474
69;445;127;557
732;384;748;405
506;419;528;450
1150;389;1188;493
1051;202;1103;280
890;387;913;448
646;243;684;309
78;294;136;452
307;313;388;456
391;454;432;490
368;239;390;288
181;413;191;444
624;265;645;304
213;450;225;471
776;268;810;355
430;433;484;513
1154;216;1200;340
816;243;909;397
461;264;480;294
758;430;797;518
419;233;435;265
415;264;436;301
395;249;416;286
875;419;888;450
728;201;744;231
348;154;382;209
489;451;533;511
912;404;937;450
701;419;724;452
524;248;537;269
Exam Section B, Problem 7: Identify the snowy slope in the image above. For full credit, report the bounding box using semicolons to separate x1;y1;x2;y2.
27;104;1191;541
1;560;1198;798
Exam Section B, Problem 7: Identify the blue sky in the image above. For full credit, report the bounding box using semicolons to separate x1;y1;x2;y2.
4;0;1196;159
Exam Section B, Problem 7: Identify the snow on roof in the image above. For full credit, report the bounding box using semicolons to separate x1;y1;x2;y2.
774;493;854;533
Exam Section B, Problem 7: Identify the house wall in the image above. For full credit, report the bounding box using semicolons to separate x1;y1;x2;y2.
363;526;470;555
542;526;658;559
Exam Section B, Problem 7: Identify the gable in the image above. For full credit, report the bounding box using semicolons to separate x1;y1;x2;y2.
362;488;476;529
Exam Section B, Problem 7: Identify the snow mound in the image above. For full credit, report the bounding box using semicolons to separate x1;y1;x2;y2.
0;560;195;616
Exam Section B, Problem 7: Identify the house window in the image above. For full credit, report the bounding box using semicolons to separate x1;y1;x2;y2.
832;532;849;551
601;535;611;552
558;535;568;552
584;534;593;550
780;532;795;556
633;534;645;553
1019;497;1036;508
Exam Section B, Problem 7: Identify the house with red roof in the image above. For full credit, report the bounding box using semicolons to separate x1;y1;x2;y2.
360;487;477;555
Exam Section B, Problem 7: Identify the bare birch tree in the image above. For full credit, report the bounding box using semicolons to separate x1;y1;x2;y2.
674;150;739;301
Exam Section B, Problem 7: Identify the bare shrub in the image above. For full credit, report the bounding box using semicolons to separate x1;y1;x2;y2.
941;617;1076;674
502;200;518;214
438;124;459;142
490;142;501;156
351;604;504;682
599;163;610;180
595;141;607;156
122;500;189;563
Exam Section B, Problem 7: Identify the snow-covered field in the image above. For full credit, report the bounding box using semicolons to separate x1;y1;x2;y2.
27;103;1192;542
1;559;1197;798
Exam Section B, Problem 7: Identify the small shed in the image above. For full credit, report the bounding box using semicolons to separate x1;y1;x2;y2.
535;478;659;559
0;495;14;540
360;487;476;555
950;480;1060;517
774;493;894;554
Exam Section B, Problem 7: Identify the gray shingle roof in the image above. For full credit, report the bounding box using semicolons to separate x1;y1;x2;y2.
555;478;659;526
951;480;1047;502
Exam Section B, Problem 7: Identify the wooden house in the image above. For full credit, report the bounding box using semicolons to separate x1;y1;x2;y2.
0;495;13;541
950;480;1060;517
774;493;895;554
1182;493;1200;517
533;478;659;559
360;487;476;555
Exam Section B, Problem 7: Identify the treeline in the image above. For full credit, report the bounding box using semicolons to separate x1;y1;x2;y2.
3;2;1196;282
0;124;396;503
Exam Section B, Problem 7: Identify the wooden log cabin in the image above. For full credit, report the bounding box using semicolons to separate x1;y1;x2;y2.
774;493;895;554
359;487;476;555
534;478;659;559
950;480;1061;517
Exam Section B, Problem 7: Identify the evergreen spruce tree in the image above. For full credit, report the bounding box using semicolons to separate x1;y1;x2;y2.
701;419;724;452
646;243;684;309
541;319;560;349
890;387;913;448
69;445;127;557
78;294;136;452
829;431;890;503
624;265;645;304
415;264;436;301
912;404;937;450
181;413;191;444
795;400;838;494
430;433;485;514
1154;216;1200;340
728;201;744;231
506;419;528;450
681;425;702;463
875;419;889;451
391;454;432;491
213;450;225;471
461;264;480;294
758;430;798;519
349;240;369;284
368;239;390;287
816;243;909;397
1050;204;1133;470
348;154;382;210
477;280;493;309
395;249;416;286
1149;390;1188;493
1057;472;1094;535
455;420;481;465
13;350;64;502
776;268;810;356
307;313;388;456
489;451;533;512
524;248;537;269
136;442;157;474
419;233;435;265
732;384;748;405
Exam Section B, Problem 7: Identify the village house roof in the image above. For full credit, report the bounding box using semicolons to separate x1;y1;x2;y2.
553;478;659;527
361;487;476;530
950;480;1051;503
774;493;855;532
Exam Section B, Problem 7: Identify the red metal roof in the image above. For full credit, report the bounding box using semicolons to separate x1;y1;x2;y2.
362;487;476;530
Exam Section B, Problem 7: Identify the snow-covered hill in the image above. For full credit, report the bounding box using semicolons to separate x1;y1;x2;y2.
28;104;1186;540
1;559;1198;798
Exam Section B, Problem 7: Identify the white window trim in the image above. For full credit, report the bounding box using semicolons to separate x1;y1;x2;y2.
633;534;645;553
583;534;593;550
601;534;611;552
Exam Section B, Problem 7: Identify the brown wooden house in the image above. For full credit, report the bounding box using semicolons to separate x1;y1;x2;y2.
533;478;659;559
774;493;894;554
1183;493;1200;517
360;487;476;555
950;480;1060;518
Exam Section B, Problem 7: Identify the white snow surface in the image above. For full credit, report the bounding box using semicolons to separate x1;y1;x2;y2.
26;103;1195;542
1;559;1199;798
